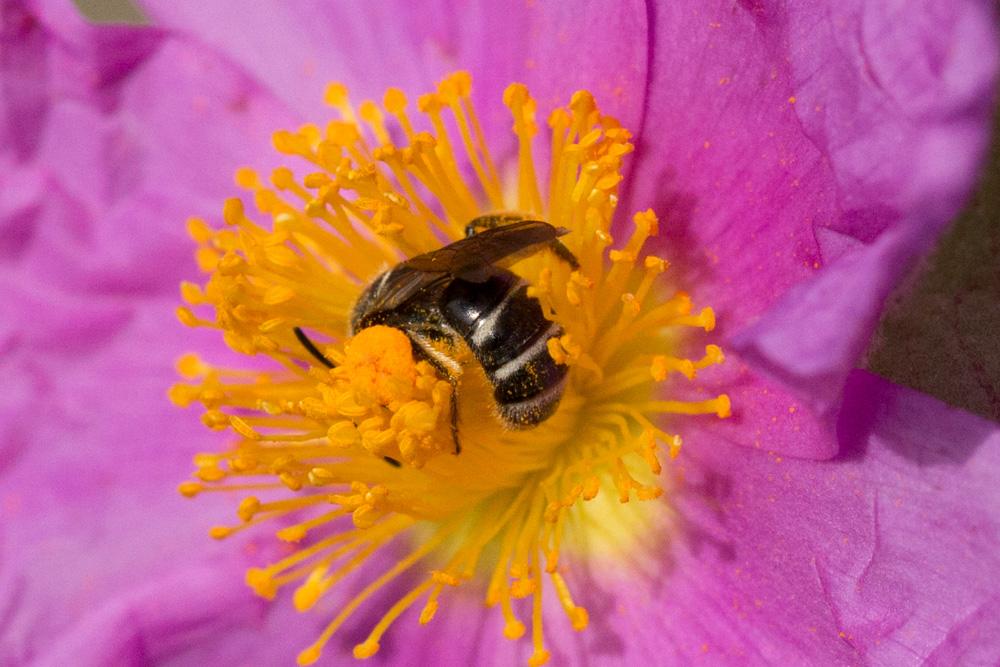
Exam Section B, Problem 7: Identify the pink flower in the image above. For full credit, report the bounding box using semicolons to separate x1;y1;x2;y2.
2;1;998;665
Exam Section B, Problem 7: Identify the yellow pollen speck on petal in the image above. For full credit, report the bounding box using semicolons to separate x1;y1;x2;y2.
175;71;732;667
277;525;308;543
669;436;683;459
208;525;234;540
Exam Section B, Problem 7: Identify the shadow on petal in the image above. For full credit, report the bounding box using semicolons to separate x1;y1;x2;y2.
837;369;995;464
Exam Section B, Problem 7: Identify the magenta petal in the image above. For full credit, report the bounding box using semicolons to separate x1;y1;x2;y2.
732;1;999;412
5;1;999;665
2;0;301;303
0;2;50;159
138;1;651;153
671;354;841;459
29;561;265;667
731;221;938;410
0;297;229;663
584;373;1000;664
0;2;303;658
139;0;468;119
627;1;998;420
513;1;649;132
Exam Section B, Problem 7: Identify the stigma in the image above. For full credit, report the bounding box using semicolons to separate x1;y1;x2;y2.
172;71;730;666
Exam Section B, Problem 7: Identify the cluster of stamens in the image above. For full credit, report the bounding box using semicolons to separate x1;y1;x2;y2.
172;71;730;666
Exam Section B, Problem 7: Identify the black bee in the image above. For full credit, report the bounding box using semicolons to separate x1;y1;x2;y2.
295;215;577;455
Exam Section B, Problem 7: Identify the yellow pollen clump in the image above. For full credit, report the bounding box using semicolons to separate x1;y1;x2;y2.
172;71;730;666
343;326;417;406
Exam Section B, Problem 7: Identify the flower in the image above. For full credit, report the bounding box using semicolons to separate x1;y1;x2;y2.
171;71;733;664
2;1;999;666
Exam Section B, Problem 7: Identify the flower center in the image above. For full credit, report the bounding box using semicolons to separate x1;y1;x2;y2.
172;72;730;666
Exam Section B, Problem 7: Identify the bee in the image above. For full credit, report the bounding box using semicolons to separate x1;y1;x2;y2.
295;214;578;455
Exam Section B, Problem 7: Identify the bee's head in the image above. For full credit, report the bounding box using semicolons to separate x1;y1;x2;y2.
349;269;388;335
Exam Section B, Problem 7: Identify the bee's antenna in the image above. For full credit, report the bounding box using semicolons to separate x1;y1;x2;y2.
293;327;336;368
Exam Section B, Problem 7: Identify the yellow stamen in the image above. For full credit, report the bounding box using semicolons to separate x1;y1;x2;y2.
175;72;730;666
504;83;544;213
297;523;455;665
551;571;589;631
352;577;435;658
528;552;550;667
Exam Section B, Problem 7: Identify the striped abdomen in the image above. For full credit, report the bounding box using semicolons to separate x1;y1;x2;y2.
441;268;568;427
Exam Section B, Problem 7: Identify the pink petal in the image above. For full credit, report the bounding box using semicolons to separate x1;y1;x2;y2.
578;373;1000;664
137;0;651;158
28;561;266;667
625;1;997;424
0;295;229;662
4;1;998;665
4;0;297;299
669;356;841;459
0;2;296;659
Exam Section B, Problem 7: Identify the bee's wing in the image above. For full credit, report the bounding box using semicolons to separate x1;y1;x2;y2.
365;221;567;314
363;265;452;313
402;220;567;281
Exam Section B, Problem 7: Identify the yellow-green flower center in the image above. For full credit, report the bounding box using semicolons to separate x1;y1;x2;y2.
171;71;730;666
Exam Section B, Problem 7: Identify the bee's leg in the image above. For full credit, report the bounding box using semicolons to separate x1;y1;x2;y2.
293;327;336;368
464;212;525;238
422;361;461;455
547;240;580;270
465;214;579;270
445;375;461;455
405;332;463;455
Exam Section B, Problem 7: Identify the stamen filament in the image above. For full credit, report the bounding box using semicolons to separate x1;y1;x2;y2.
297;522;458;665
551;572;589;631
354;578;438;658
528;551;549;667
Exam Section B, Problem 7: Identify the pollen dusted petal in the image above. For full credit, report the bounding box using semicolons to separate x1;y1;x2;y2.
175;72;729;665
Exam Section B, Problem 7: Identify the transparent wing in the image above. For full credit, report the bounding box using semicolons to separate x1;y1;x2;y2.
402;220;567;281
361;220;567;314
360;266;452;314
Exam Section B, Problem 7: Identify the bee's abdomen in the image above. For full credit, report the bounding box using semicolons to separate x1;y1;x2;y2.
490;326;569;427
472;284;553;370
442;271;568;428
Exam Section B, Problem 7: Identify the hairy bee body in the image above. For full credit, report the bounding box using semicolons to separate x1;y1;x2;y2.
352;260;568;427
295;216;576;453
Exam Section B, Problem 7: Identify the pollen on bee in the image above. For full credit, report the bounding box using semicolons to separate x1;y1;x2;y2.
343;326;418;406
